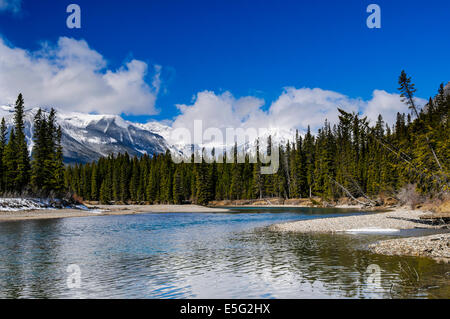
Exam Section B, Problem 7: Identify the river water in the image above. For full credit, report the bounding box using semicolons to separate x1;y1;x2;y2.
0;207;448;299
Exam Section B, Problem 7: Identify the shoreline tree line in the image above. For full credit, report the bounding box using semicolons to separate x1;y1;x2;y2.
0;94;65;197
65;73;449;205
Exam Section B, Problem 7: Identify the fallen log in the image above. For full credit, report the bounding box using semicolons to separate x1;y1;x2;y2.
420;213;450;223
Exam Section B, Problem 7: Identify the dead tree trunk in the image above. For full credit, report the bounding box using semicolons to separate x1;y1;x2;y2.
349;176;377;205
328;176;371;206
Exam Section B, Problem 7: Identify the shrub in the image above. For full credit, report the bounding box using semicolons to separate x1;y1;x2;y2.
397;184;424;209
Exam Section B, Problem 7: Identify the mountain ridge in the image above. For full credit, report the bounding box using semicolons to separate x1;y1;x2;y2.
0;106;174;164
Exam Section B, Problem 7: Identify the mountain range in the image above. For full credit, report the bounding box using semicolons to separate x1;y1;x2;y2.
1;106;175;164
0;106;296;165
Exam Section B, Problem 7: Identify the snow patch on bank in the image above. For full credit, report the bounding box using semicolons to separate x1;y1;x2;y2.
0;198;103;214
0;198;48;211
344;228;400;234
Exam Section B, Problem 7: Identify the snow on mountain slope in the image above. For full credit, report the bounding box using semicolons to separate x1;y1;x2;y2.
58;111;172;163
1;106;172;164
0;105;297;164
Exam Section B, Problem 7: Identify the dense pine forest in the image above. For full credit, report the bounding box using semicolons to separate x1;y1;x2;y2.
64;72;449;205
0;73;447;205
0;94;65;197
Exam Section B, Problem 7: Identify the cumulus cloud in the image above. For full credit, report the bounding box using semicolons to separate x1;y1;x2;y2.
0;0;21;13
170;87;424;142
268;87;364;132
362;89;426;125
0;37;160;115
172;91;265;132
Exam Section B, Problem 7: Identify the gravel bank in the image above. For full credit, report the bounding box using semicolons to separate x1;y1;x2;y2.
268;208;442;233
269;208;449;261
369;233;450;262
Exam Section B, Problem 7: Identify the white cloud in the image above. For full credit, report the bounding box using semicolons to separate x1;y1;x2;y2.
0;36;426;136
172;91;265;132
170;87;423;141
268;87;364;132
0;0;21;13
0;37;160;115
362;89;426;126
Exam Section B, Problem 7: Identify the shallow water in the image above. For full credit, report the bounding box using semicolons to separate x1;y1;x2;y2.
0;207;448;299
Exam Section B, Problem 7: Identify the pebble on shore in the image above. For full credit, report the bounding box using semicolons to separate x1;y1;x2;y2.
369;233;450;262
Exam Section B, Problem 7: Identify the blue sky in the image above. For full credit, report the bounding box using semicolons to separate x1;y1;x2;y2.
0;0;449;129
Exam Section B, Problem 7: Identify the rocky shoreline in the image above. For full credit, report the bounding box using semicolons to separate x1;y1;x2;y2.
268;208;443;232
369;233;450;262
268;208;449;262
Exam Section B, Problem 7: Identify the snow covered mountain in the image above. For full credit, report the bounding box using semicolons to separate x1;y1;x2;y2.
0;106;174;164
0;105;299;164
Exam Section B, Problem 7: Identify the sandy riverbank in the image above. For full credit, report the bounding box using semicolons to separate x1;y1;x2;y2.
0;204;230;222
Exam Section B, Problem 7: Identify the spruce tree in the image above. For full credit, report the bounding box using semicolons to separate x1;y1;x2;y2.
52;125;65;194
91;163;98;201
196;154;210;205
0;118;7;192
263;136;274;197
399;71;442;171
13;94;31;191
172;166;183;204
129;158;140;201
4;130;17;192
230;143;242;200
31;109;47;192
252;139;263;199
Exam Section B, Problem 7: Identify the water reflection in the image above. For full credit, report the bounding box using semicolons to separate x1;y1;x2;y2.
0;208;448;299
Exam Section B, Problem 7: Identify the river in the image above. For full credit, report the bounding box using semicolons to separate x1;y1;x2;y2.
0;207;448;298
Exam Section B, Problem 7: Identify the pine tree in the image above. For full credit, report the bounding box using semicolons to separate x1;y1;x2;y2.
91;163;98;200
196;154;210;205
252;139;263;199
31;109;48;193
230;143;242;200
399;71;442;171
4;129;17;192
52;125;65;194
129;157;140;201
264;136;274;197
172;166;183;204
304;126;315;197
208;148;218;200
99;179;110;204
0;118;7;192
13;94;31;191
